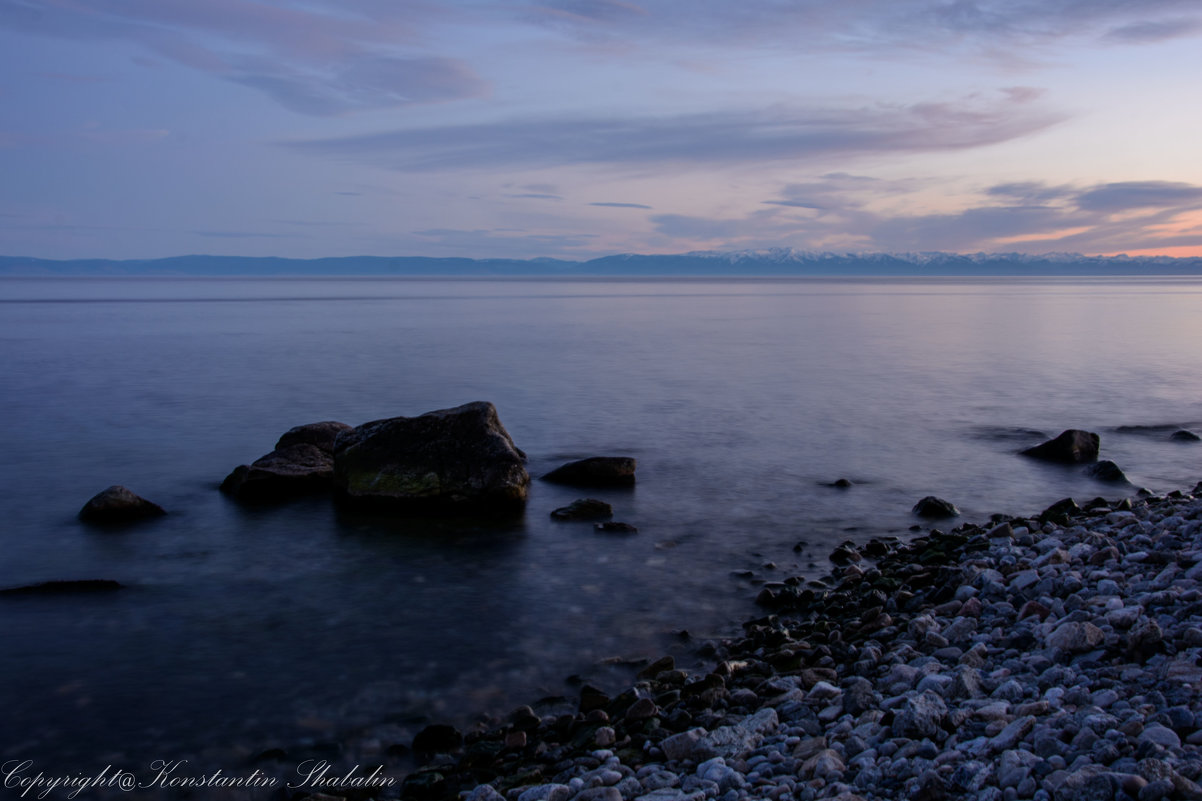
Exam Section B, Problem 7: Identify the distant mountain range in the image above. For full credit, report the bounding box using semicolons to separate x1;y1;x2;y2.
3;249;1202;277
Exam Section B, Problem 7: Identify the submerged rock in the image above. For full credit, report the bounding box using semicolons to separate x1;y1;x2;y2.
550;498;614;521
912;496;960;518
333;401;529;514
78;485;166;523
541;457;636;487
1020;429;1100;463
0;579;124;596
594;521;638;534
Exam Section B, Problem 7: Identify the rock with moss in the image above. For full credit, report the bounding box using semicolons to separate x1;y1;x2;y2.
332;402;529;514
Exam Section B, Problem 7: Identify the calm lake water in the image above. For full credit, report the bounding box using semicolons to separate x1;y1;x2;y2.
1;276;1201;774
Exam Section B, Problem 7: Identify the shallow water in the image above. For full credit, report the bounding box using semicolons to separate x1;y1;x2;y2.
1;276;1200;772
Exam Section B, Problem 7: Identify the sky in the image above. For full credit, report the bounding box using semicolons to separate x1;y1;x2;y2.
3;1;1202;261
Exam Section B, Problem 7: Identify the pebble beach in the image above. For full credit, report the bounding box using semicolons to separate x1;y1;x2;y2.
357;482;1202;801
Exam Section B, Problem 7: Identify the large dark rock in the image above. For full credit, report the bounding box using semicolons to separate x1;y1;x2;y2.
912;496;960;518
541;456;636;487
222;420;351;502
1020;429;1100;463
332;401;529;513
1171;429;1201;442
79;485;166;523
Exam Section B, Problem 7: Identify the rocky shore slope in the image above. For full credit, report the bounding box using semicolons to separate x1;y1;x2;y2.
367;483;1202;801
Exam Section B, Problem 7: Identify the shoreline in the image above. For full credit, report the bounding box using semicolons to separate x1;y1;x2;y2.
297;481;1202;801
13;481;1202;800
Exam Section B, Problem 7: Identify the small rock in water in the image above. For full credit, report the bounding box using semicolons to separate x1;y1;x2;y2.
832;478;854;489
1170;429;1201;442
541;456;636;487
1085;459;1130;484
412;723;463;754
1020;429;1100;463
912;496;960;518
550;498;614;521
78;485;166;523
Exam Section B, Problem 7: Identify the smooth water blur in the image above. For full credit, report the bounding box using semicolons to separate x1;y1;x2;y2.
1;276;1201;769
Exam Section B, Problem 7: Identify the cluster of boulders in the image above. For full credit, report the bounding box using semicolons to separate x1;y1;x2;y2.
326;482;1202;801
904;428;1146;523
221;402;532;514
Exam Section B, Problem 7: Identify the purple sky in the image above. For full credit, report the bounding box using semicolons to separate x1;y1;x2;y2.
3;1;1202;260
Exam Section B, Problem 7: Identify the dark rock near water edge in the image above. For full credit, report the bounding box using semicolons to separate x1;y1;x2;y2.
333;401;529;514
831;478;854;489
1171;429;1201;442
550;499;614;521
222;421;351;502
912;496;960;518
221;443;338;501
1020;429;1100;463
78;485;166;523
541;457;636;488
1;579;124;596
1040;496;1082;524
1085;459;1130;483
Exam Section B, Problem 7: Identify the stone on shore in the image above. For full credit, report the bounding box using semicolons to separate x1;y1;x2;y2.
541;457;636;488
332;401;529;514
78;485;166;523
912;496;960;518
1020;428;1100;463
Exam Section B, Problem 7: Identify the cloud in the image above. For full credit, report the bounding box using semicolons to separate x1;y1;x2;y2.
590;202;653;209
646;177;1202;255
506;193;564;200
412;226;599;256
1074;181;1202;213
1;1;488;116
763;174;929;211
194;230;300;239
985;182;1075;203
520;0;1202;53
283;90;1062;171
1104;18;1202;43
